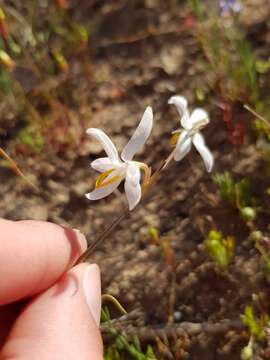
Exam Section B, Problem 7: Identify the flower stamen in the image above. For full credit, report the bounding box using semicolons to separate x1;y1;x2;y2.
95;168;120;189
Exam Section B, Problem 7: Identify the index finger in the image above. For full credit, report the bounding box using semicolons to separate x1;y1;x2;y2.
0;219;87;305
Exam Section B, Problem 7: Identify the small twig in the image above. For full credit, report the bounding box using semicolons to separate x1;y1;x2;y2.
97;25;184;48
101;320;245;343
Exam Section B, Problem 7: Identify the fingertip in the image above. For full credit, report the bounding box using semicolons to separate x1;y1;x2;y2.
60;227;88;266
82;264;101;326
1;263;103;360
0;219;88;304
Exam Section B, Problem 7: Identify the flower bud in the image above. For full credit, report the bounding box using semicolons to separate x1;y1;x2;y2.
52;51;69;73
0;50;15;70
250;230;263;242
241;343;253;360
240;207;256;222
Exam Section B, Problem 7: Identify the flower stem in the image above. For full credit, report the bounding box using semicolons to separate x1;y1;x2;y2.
76;209;128;263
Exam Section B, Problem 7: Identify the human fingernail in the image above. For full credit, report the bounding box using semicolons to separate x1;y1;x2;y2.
83;264;101;326
72;228;88;253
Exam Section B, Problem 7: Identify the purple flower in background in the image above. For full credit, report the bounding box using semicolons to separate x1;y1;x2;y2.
220;0;242;15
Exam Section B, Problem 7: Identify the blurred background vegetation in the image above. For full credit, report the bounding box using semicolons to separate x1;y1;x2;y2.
1;0;270;359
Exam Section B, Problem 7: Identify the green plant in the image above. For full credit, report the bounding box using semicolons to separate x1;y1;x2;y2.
204;230;234;270
235;38;258;102
213;172;256;221
213;172;235;205
240;302;269;360
213;172;253;208
253;236;270;275
187;0;260;104
148;227;159;244
256;57;270;74
18;127;44;153
187;0;203;19
102;307;156;360
241;305;268;341
235;178;253;209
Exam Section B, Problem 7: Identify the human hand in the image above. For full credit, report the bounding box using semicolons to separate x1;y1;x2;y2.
0;219;103;359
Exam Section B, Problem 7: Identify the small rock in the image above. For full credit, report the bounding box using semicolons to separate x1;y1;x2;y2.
160;44;185;75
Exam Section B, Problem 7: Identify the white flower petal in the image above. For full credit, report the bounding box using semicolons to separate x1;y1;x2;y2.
124;163;141;210
192;132;214;172
85;178;122;201
189;108;209;129
174;131;192;161
91;157;113;172
86;128;120;163
168;95;190;129
121;106;153;162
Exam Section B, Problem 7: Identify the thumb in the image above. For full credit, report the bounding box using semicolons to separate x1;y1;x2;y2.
1;263;103;360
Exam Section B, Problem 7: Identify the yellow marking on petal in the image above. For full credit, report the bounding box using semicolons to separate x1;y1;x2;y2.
95;168;120;189
170;132;180;146
95;169;114;187
97;174;120;188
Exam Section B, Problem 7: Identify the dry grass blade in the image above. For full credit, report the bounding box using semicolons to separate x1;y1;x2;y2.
102;294;127;315
244;104;270;130
0;148;38;191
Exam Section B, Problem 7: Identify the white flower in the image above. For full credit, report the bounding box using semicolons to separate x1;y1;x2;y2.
85;107;153;210
168;95;214;172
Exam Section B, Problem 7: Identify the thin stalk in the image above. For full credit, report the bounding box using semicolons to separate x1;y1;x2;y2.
76;209;128;263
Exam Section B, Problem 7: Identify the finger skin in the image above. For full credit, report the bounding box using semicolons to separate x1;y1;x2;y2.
1;263;103;360
0;219;87;305
0;303;23;348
